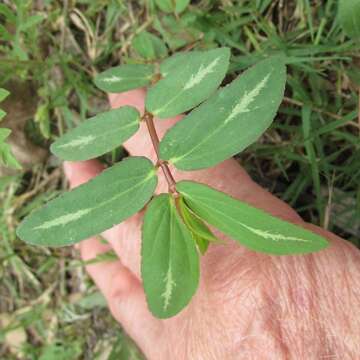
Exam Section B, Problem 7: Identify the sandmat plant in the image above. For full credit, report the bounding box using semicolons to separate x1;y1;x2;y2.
0;88;21;169
17;47;329;318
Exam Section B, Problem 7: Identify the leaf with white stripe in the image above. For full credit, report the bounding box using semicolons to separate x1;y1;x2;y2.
177;181;329;255
145;48;230;119
159;57;286;170
17;157;158;247
51;106;140;161
142;194;199;318
94;64;155;93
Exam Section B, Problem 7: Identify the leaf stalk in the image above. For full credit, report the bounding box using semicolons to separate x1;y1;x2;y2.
143;111;177;193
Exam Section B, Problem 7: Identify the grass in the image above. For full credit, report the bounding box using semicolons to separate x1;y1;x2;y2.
0;0;359;358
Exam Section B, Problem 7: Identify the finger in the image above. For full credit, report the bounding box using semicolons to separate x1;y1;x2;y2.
63;160;142;277
63;160;138;295
78;237;135;300
101;212;143;278
106;274;163;357
78;234;162;354
64;160;159;345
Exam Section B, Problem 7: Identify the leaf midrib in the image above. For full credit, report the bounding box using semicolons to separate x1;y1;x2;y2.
181;190;301;243
56;120;138;150
102;75;153;82
34;168;156;231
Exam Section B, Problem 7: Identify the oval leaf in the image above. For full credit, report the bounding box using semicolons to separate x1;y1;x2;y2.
160;56;286;170
51;106;140;161
145;48;230;119
159;51;190;77
142;194;199;318
176;181;329;255
155;0;190;13
338;0;360;40
17;157;158;247
94;64;155;93
132;31;168;60
0;88;9;102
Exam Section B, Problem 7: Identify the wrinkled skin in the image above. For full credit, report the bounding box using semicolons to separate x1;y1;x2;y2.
64;89;360;359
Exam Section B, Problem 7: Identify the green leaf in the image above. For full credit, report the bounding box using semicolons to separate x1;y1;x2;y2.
338;0;360;40
178;196;219;254
34;103;50;139
51;106;140;161
0;128;21;169
191;230;209;255
0;88;9;102
145;47;230;119
17;157;157;247
153;15;202;51
159;52;188;77
0;4;16;23
0;109;6;121
19;14;45;32
132;31;168;60
107;332;145;360
0;88;8;120
142;194;199;318
176;181;329;255
155;0;190;13
160;56;286;170
346;66;360;86
94;64;155;93
0;175;17;193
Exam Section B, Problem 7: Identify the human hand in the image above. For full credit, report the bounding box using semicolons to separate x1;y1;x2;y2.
64;89;360;359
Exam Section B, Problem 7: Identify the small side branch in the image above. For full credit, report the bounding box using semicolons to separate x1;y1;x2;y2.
143;111;177;193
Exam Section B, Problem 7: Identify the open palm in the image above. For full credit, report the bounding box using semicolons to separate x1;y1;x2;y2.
64;89;360;359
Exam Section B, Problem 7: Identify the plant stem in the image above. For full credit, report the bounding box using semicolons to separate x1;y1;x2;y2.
143;111;177;193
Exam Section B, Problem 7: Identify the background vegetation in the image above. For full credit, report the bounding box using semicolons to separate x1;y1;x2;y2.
1;0;359;358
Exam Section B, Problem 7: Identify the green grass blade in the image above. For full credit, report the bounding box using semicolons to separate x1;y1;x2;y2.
301;106;324;223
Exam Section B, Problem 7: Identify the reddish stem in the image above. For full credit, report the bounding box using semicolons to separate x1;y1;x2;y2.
143;111;177;194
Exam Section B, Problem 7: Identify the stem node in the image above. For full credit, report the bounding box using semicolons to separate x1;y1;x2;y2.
144;111;177;194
